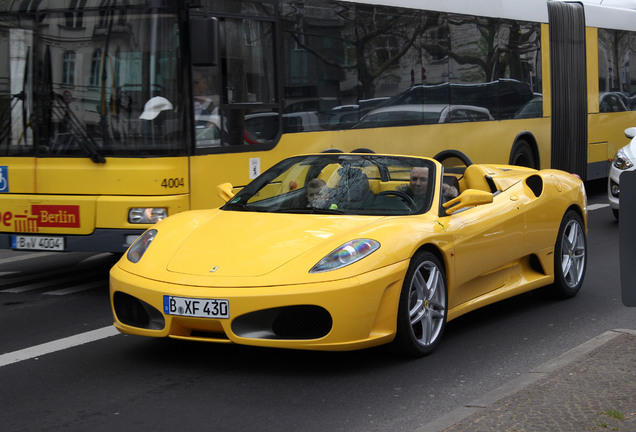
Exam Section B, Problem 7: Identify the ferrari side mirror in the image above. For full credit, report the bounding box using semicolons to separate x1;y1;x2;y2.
443;189;493;215
216;183;235;202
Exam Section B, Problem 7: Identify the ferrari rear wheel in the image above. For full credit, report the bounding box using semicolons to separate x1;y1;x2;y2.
552;210;587;298
393;251;447;357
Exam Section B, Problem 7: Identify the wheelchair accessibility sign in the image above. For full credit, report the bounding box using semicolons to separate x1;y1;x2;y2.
0;166;8;193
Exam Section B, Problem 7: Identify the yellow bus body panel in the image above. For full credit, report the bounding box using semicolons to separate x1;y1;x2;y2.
1;157;191;235
1;194;97;235
542;23;552;119
586;28;600;114
34;157;190;195
5;158;36;194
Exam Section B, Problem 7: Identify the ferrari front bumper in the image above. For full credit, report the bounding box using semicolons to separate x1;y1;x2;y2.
109;261;408;351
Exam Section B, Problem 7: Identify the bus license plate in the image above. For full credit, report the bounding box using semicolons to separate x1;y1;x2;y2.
164;296;229;319
11;235;65;251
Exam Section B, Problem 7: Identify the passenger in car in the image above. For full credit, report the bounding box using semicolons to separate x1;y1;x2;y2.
306;178;332;209
442;183;459;202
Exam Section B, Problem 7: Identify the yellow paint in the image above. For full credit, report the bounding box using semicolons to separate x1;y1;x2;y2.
542;23;552;119
586;28;600;114
589;113;634;162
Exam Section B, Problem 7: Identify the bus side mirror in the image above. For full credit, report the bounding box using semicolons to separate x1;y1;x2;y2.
190;17;219;66
625;127;636;139
216;183;235;202
443;189;493;215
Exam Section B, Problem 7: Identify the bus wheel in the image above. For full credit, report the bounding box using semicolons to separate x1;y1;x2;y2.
510;139;537;169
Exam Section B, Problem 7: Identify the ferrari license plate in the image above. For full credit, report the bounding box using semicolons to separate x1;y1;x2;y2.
11;235;64;251
163;295;229;319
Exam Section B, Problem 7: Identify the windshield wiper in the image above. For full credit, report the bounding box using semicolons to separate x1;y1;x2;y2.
222;202;272;212
222;202;249;211
52;93;106;163
309;207;345;214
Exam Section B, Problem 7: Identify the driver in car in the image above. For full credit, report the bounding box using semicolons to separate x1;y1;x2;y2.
398;166;458;208
398;166;430;208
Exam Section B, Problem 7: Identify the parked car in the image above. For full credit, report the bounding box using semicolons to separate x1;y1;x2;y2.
353;104;494;128
599;92;629;113
111;151;587;357
608;127;636;219
513;95;543;119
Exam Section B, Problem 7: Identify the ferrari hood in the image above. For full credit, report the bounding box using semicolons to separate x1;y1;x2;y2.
165;211;382;278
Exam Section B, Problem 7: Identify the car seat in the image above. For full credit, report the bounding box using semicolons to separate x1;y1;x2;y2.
460;165;498;193
334;167;375;209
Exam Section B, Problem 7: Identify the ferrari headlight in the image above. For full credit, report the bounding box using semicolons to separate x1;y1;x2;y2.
613;148;634;170
128;207;168;224
127;229;157;263
310;239;380;273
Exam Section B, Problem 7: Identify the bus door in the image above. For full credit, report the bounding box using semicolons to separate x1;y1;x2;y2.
190;0;280;149
188;1;281;209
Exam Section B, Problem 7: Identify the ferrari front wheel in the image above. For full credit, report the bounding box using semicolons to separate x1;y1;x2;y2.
552;210;587;298
393;251;447;357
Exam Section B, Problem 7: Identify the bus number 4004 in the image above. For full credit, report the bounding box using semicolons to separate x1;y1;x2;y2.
161;178;185;188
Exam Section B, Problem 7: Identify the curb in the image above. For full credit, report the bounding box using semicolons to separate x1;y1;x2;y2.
415;329;636;432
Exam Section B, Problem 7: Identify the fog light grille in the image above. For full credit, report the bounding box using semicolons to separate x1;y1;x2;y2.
272;306;332;339
113;292;165;330
232;305;332;340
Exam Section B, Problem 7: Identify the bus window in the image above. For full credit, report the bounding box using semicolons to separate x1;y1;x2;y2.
190;17;219;66
193;1;280;152
598;29;635;110
0;8;187;158
283;2;541;132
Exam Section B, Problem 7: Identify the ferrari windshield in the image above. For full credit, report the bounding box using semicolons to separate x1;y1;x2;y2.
223;154;437;216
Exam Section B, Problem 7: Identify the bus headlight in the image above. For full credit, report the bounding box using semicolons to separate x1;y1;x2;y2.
128;207;168;224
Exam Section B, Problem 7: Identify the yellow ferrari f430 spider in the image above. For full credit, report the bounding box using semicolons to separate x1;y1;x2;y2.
110;151;587;356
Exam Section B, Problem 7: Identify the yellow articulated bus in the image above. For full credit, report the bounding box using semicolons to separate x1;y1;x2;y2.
1;0;635;253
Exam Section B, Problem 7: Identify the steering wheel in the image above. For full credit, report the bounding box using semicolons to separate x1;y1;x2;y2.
377;190;416;209
433;149;473;167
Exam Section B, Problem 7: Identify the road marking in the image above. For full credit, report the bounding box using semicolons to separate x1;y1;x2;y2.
0;252;58;265
588;203;609;211
2;273;95;293
44;280;107;295
0;326;119;368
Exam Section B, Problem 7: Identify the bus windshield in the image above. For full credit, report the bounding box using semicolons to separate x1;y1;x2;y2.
0;7;187;159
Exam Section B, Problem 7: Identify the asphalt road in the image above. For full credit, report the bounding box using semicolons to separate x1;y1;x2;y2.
0;179;633;432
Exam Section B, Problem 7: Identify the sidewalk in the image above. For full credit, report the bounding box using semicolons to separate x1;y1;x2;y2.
417;329;636;432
